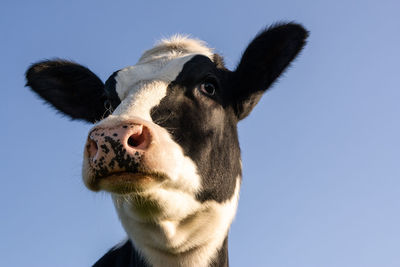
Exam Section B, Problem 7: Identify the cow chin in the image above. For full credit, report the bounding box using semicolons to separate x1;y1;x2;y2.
111;176;205;223
95;171;166;194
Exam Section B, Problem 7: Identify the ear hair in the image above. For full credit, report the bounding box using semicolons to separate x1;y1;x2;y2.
26;59;111;123
233;23;309;120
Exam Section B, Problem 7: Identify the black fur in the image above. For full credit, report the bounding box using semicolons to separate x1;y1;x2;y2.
93;240;149;267
209;237;229;267
232;23;308;119
151;55;241;203
104;70;122;111
25;60;117;123
150;22;309;202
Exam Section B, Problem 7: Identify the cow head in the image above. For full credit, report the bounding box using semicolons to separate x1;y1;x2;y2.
26;23;308;266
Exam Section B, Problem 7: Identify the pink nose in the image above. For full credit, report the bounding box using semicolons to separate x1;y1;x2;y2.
85;123;151;176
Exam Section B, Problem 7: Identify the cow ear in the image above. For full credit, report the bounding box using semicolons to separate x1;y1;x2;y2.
26;60;112;123
232;23;308;120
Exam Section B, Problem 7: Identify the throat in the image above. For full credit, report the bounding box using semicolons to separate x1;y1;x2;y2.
120;211;232;267
112;178;241;267
133;235;229;267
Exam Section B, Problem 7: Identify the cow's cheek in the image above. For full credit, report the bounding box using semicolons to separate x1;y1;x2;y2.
143;129;202;195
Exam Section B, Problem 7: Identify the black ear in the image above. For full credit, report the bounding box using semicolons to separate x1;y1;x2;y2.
232;23;308;120
26;60;113;123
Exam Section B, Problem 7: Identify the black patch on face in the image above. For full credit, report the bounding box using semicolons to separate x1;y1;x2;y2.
104;71;122;111
151;55;242;203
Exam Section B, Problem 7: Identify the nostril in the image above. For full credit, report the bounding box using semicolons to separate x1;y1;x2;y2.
126;125;150;150
87;138;98;158
127;133;145;148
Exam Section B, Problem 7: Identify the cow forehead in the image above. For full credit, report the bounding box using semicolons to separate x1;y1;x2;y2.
114;36;214;101
114;54;194;101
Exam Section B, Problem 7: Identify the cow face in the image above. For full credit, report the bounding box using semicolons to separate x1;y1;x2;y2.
26;23;308;266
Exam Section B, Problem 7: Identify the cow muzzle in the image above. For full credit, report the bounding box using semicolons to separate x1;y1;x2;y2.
83;120;165;193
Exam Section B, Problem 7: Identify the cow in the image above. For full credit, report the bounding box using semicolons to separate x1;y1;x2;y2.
26;23;308;267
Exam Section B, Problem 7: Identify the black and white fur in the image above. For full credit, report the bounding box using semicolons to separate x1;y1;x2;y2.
26;23;308;267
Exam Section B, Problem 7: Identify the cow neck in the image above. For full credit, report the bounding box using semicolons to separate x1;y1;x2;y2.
94;237;229;267
114;177;241;267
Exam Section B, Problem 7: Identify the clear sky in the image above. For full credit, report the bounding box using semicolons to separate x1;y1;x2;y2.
1;0;399;266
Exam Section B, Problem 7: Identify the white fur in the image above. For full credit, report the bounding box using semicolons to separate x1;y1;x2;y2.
115;35;213;100
139;35;214;64
113;80;169;121
113;177;241;267
84;36;238;267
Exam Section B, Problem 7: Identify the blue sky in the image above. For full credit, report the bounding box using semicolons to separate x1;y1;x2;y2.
1;0;399;266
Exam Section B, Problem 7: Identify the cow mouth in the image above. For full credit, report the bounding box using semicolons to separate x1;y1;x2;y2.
90;171;167;194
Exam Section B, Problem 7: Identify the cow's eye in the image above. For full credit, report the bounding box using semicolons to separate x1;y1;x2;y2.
199;82;216;96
